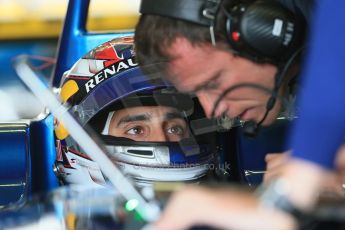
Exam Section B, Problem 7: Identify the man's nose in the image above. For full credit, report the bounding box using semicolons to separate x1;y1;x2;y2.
196;92;217;118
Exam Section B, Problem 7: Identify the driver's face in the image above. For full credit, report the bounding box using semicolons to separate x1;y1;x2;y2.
107;106;190;142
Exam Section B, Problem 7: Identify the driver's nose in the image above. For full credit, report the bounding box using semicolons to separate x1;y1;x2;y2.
147;127;168;142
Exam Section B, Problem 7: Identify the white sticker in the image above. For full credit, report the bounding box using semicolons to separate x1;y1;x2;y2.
272;19;283;36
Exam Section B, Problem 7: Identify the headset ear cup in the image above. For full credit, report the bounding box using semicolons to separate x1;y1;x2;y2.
225;1;304;63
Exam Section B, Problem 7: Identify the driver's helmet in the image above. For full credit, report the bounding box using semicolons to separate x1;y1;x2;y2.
53;36;218;187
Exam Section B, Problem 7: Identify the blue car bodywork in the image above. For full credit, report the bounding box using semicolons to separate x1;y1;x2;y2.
0;0;291;210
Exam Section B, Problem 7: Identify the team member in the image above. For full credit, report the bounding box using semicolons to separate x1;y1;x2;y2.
135;0;311;127
135;0;313;184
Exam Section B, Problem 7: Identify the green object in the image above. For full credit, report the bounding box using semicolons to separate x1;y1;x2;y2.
125;199;139;212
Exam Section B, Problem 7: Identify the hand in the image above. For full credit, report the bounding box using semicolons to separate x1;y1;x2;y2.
264;153;344;203
264;147;345;197
264;152;290;184
275;158;326;211
154;185;296;230
320;144;345;197
335;144;345;181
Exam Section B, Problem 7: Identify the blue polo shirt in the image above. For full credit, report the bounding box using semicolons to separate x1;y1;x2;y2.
289;0;345;169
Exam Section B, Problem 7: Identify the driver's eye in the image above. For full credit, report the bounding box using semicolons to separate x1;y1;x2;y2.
167;126;185;135
126;127;144;135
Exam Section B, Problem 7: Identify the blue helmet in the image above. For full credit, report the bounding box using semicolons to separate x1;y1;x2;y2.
54;36;218;187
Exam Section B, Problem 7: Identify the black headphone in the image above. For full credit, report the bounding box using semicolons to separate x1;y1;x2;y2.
140;0;305;64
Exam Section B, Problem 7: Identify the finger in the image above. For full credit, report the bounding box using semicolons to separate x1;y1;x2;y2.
154;187;199;230
263;170;282;184
265;155;288;171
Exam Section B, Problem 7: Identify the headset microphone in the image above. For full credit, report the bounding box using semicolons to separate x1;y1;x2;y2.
243;93;277;138
243;46;304;138
210;82;277;138
212;46;304;138
242;120;259;138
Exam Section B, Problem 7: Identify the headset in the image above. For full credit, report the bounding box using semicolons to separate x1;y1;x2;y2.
140;0;305;64
140;0;306;136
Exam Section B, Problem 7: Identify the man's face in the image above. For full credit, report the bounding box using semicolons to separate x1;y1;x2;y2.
165;38;281;126
107;106;190;142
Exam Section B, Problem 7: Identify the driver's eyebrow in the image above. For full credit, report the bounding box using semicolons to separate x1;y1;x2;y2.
164;112;185;120
116;113;150;127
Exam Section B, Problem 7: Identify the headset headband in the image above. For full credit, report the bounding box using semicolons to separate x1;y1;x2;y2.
139;0;305;63
140;0;221;26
